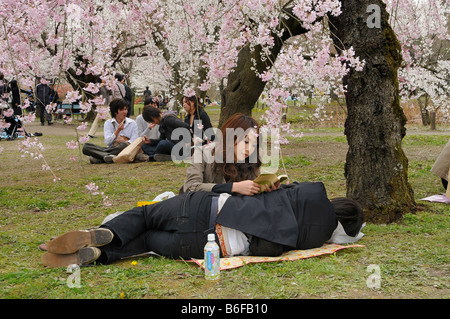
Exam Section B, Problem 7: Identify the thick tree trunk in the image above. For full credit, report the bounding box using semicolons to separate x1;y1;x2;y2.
329;0;416;223
219;9;308;128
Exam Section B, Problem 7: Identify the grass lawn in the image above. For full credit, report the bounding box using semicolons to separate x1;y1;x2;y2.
0;105;449;300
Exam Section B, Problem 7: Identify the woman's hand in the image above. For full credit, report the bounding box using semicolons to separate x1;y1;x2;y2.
262;181;281;193
143;136;150;144
232;180;261;196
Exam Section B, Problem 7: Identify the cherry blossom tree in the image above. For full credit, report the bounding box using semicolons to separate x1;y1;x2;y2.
385;0;449;129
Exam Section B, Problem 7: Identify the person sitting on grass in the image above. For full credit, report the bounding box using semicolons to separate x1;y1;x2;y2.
182;95;215;143
82;98;148;164
141;106;192;162
40;181;365;268
136;97;160;159
180;112;277;196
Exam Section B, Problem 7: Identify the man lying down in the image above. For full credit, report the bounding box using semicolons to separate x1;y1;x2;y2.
41;182;365;267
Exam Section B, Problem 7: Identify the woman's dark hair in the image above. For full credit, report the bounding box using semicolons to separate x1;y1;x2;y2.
214;113;261;182
144;96;159;107
10;79;18;89
182;95;204;114
142;105;162;123
330;197;364;237
109;98;129;117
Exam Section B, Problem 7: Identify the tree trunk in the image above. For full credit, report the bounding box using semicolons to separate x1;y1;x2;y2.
329;0;415;223
417;94;430;126
430;110;436;130
219;8;308;128
219;45;266;127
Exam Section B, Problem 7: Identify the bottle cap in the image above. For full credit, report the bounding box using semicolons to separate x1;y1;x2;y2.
208;233;215;241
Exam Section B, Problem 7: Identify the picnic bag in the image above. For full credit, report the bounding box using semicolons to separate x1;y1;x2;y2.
113;137;144;163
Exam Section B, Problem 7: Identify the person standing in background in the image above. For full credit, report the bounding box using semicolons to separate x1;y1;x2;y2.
88;77;113;138
35;77;53;126
9;80;22;116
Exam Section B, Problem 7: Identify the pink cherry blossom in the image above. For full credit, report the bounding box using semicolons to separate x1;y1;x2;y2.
65;91;83;104
77;122;88;131
184;87;196;97
66;140;79;150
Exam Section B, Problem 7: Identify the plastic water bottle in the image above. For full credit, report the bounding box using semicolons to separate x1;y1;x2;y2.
204;233;220;280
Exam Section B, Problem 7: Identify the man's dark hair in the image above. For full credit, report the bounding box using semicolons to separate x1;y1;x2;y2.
114;73;124;81
109;98;128;117
142;105;162;123
330;197;364;237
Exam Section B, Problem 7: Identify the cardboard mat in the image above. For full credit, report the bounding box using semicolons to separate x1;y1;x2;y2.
420;194;450;204
191;243;365;270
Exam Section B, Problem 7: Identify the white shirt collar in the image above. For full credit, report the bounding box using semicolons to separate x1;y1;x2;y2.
327;222;366;244
112;117;128;125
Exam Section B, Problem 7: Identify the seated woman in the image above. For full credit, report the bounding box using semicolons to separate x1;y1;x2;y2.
181;113;277;196
182;95;215;143
41;182;364;268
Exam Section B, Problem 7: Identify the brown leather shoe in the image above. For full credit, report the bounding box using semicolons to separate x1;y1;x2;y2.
46;228;113;254
42;247;101;268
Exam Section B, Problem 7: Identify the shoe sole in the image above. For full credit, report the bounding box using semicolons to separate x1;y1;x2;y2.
104;155;115;163
46;229;113;254
42;247;101;268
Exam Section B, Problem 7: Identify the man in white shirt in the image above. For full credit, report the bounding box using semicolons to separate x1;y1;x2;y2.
83;98;145;163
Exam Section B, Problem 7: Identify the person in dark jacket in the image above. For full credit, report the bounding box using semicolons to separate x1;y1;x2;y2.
182;95;214;143
35;77;53;125
40;182;365;268
9;80;22;116
141;106;192;162
0;74;11;113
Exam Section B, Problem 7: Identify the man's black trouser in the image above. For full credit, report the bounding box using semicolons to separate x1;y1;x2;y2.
37;103;52;123
82;142;128;161
98;192;215;264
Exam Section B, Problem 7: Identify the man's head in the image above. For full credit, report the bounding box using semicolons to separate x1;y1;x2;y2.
109;98;128;120
114;73;124;82
142;105;162;124
330;197;364;237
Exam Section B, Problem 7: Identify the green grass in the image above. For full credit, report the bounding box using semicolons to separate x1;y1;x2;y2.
0;111;449;299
